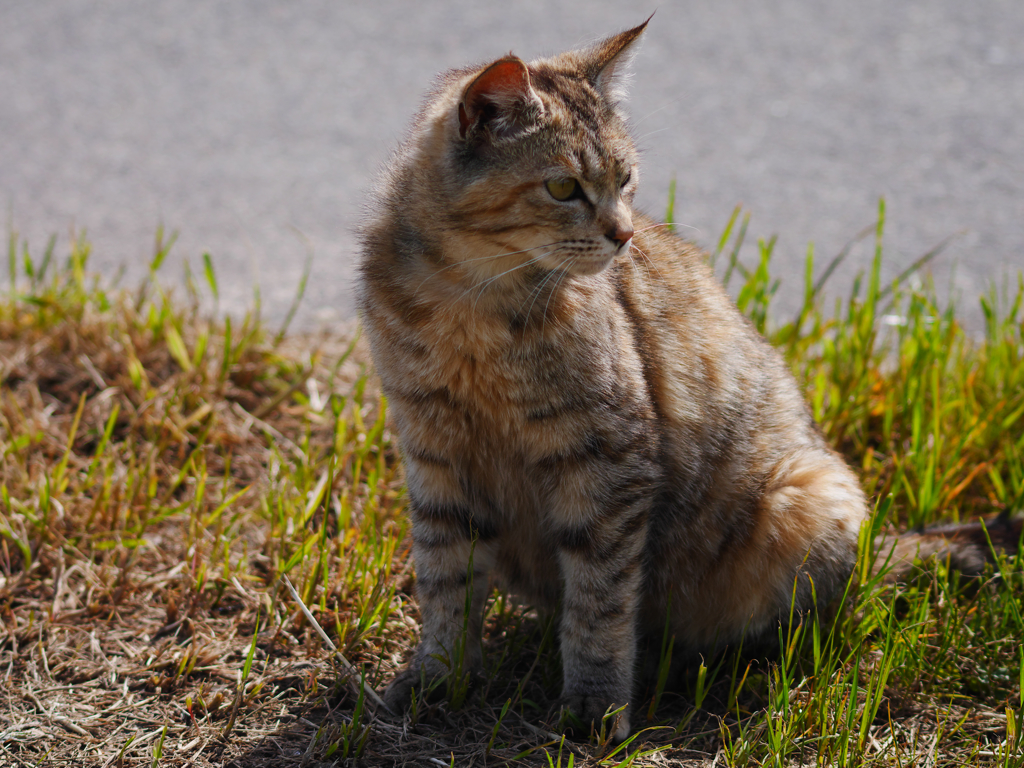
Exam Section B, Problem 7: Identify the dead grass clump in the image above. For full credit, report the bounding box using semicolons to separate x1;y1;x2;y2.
0;236;420;766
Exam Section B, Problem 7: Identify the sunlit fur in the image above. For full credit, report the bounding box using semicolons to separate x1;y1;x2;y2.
359;22;866;740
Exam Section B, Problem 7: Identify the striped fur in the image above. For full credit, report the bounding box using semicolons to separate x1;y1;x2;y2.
359;21;867;739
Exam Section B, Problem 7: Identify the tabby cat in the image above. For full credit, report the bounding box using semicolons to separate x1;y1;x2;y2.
357;20;1004;739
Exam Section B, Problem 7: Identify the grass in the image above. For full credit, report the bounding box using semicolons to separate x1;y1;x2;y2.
0;204;1022;767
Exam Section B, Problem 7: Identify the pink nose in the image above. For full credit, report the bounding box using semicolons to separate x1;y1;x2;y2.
606;225;634;248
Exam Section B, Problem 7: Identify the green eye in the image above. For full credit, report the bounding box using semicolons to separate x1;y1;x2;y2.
546;178;578;201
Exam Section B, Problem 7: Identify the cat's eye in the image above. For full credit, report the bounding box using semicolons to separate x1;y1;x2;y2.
546;178;579;201
620;171;632;188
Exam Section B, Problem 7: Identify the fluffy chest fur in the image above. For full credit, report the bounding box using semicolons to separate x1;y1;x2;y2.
363;246;661;595
373;270;647;453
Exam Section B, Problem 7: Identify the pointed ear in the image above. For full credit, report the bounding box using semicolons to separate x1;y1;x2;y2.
586;15;652;103
458;56;544;141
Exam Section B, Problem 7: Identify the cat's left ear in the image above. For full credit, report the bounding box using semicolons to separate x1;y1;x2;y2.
586;14;652;103
458;56;544;142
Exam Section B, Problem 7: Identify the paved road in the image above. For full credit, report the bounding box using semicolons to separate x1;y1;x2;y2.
3;1;1022;330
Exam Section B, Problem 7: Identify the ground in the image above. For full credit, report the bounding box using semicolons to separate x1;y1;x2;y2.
1;223;1022;766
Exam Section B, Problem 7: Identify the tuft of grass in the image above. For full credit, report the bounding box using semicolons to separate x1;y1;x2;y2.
1;205;1022;766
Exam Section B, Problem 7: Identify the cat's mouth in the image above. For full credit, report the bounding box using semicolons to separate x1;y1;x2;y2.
558;250;620;276
559;220;634;276
548;239;630;276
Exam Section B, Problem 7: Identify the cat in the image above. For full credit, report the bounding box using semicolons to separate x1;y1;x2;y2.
357;19;1015;740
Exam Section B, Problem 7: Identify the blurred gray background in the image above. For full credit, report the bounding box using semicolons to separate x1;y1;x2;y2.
3;1;1022;330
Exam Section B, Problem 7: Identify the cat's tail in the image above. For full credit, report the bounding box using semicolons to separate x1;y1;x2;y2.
872;511;1023;581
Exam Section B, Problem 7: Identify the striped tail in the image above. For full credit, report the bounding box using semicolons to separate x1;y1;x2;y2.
873;511;1023;581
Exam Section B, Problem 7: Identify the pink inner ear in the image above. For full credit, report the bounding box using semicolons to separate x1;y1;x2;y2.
468;59;530;101
460;58;531;137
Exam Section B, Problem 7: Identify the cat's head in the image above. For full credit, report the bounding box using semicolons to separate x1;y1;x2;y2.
407;20;650;283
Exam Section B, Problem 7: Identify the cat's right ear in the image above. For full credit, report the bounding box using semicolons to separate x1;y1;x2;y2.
587;14;653;104
458;57;544;142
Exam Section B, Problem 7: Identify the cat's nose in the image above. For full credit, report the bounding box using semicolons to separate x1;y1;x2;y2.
605;224;634;249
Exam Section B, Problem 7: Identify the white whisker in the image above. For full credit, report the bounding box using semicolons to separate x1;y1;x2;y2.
630;99;682;129
630;242;664;281
521;253;567;323
633;221;700;236
464;248;557;309
415;239;571;295
541;256;574;336
633;222;672;234
625;244;642;283
633;126;672;143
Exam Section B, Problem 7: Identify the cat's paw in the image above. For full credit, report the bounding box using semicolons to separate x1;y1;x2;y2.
558;694;631;743
383;661;482;714
382;665;436;713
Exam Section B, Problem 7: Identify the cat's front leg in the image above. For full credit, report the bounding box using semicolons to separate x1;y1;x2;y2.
549;460;654;742
384;457;497;713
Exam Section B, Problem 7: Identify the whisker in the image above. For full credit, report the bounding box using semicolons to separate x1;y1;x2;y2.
633;126;672;143
631;99;682;129
633;221;700;236
639;250;654;284
463;240;570;264
625;244;642;283
463;248;556;309
623;249;649;311
521;253;566;323
415;239;572;294
633;222;673;234
541;255;574;336
630;243;664;281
